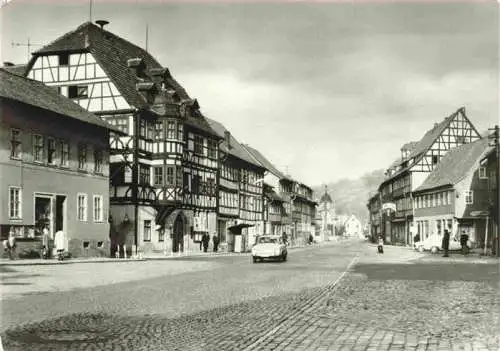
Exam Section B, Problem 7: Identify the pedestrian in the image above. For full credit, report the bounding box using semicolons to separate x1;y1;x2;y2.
7;231;16;260
460;230;469;255
212;234;220;252
202;232;210;253
282;232;288;246
42;226;51;259
109;215;118;258
377;235;384;254
442;229;450;257
308;234;314;245
54;229;65;261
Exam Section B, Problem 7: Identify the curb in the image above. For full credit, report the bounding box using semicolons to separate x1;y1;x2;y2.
0;242;333;267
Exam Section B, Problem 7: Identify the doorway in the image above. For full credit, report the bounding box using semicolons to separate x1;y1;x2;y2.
35;196;52;236
55;195;66;232
172;214;184;252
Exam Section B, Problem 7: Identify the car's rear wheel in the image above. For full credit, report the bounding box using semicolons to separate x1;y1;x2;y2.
418;246;424;253
430;246;439;254
252;256;258;263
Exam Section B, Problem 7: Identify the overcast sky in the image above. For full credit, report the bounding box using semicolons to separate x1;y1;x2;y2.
1;0;498;186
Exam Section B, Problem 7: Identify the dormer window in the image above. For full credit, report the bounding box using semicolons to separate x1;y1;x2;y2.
59;53;69;66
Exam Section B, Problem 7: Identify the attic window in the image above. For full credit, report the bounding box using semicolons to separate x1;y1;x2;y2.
68;85;88;99
59;53;69;66
432;155;438;164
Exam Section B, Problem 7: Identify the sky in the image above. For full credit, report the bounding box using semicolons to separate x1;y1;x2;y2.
1;0;498;186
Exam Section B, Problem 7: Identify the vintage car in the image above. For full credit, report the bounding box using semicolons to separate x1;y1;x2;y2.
251;235;287;263
414;234;461;253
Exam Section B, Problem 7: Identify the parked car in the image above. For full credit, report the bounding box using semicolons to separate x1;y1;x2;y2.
414;234;461;253
251;235;287;263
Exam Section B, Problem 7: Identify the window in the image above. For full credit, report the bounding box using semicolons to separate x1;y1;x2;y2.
176;167;183;186
155;121;163;140
207;177;215;195
192;175;201;193
78;144;87;170
432;155;438;165
77;193;88;221
68;85;88;99
93;195;103;222
177;123;183;141
194;135;204;155
33;134;44;162
60;140;69;167
94;149;103;173
10;129;22;159
9;187;22;219
59;53;69;66
208;139;217;159
143;220;151;242
139;165;151;184
465;191;473;204
167;121;176;139
153;166;163;186
456;135;466;144
479;167;487;179
158;228;165;242
166;166;175;185
47;138;56;164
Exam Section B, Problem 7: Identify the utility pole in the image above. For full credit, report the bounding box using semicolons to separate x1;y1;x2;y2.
488;125;499;257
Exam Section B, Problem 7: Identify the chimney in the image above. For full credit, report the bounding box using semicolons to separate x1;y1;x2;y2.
224;130;231;149
127;58;146;78
95;20;109;29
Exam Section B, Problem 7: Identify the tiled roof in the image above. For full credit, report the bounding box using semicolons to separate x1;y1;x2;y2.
241;145;292;181
30;22;190;108
415;138;491;192
206;118;264;169
2;64;27;76
401;141;418;151
0;68;120;132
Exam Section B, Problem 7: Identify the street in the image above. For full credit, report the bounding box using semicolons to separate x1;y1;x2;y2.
1;240;499;351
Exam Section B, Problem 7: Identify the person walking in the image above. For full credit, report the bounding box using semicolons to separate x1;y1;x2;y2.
460;230;469;255
377;235;384;254
282;232;288;246
54;229;65;261
202;233;210;253
212;234;220;253
6;232;16;260
442;229;450;257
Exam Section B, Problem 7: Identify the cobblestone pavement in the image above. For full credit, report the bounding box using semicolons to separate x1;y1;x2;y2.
2;240;499;351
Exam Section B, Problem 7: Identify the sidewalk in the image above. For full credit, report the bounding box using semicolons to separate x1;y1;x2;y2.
0;241;335;266
359;243;499;265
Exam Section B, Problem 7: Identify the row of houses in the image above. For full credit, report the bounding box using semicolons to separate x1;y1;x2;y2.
367;108;499;254
1;21;317;258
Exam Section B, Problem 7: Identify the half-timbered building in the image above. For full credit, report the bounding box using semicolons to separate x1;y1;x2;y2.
242;145;317;245
23;21;221;255
206;119;265;252
378;107;481;245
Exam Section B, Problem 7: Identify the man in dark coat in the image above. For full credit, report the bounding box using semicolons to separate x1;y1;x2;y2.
442;229;450;257
212;234;220;252
460;230;469;255
202;233;210;253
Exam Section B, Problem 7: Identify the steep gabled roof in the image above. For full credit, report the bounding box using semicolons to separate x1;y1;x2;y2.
415;138;491;193
241;145;292;181
0;68;120;132
381;107;479;185
29;22;189;108
206;118;264;169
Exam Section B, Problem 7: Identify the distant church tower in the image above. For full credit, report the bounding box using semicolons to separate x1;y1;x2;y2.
319;185;335;240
